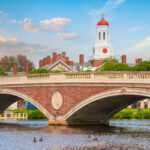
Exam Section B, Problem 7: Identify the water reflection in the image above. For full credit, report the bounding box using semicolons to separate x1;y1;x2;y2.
0;120;150;150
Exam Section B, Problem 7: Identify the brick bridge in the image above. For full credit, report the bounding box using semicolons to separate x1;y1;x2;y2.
0;72;150;125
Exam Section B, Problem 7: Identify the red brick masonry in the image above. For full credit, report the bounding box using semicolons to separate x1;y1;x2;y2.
8;86;119;115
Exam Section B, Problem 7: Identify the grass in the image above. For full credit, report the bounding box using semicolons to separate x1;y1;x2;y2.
112;109;150;119
13;109;47;119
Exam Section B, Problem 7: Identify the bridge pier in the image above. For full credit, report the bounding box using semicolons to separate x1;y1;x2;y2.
48;120;109;126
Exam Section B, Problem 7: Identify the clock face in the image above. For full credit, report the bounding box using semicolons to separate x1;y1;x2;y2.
102;48;108;54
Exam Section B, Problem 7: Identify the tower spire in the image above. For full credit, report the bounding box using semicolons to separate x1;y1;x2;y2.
102;9;104;17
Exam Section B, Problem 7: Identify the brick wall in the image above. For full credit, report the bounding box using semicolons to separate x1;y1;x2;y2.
122;55;126;64
136;58;142;64
39;52;74;68
79;54;84;64
92;60;103;67
8;86;119;116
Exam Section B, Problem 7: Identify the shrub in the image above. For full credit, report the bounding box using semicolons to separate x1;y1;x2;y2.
13;109;47;119
29;68;50;74
0;68;8;76
112;109;150;120
83;70;92;72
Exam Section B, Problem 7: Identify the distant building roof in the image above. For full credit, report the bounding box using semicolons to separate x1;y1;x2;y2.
41;60;76;72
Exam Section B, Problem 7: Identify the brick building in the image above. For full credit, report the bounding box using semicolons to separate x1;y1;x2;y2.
38;13;143;72
39;52;75;72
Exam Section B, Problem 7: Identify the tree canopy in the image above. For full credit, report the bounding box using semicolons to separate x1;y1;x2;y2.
29;68;65;74
102;56;118;64
0;67;8;76
0;55;35;72
134;61;150;71
99;61;150;72
29;68;50;74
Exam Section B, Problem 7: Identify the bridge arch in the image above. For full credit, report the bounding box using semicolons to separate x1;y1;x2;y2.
63;88;150;124
0;88;51;119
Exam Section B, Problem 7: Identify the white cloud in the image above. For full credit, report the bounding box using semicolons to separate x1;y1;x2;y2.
10;38;19;43
105;0;126;6
11;18;32;24
3;13;8;17
87;9;100;17
11;20;17;23
11;18;40;32
0;36;19;44
23;23;40;32
57;33;78;40
0;36;7;43
123;37;150;60
11;17;72;33
129;26;142;32
40;18;72;31
103;0;126;13
115;0;126;5
0;35;47;58
87;0;126;17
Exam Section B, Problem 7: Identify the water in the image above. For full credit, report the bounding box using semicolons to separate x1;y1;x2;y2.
0;120;150;150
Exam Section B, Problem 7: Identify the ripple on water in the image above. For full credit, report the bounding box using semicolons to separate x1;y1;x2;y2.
0;120;150;150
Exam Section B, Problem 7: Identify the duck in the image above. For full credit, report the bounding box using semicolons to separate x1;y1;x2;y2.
39;137;43;142
33;137;37;143
88;135;91;138
93;137;98;142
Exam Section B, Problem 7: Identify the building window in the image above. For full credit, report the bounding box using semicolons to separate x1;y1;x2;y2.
99;32;101;40
103;32;105;40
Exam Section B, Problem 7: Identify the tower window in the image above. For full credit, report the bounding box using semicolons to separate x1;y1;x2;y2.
103;32;105;40
99;32;101;40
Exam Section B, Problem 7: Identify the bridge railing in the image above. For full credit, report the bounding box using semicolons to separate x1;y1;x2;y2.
66;73;91;79
0;72;150;85
66;72;150;79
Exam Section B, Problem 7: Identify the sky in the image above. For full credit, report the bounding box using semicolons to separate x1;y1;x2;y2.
0;0;150;67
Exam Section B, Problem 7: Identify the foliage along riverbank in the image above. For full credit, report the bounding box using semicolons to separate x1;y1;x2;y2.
13;108;150;120
13;109;47;119
112;109;150;119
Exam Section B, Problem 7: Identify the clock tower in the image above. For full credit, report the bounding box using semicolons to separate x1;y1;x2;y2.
89;13;113;67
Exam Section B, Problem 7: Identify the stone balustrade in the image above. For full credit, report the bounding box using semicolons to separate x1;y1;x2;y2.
0;72;150;86
0;113;28;120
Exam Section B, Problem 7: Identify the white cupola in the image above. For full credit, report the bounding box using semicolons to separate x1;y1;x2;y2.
89;13;113;62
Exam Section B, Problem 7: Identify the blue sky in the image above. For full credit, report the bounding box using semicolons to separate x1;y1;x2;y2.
0;0;150;67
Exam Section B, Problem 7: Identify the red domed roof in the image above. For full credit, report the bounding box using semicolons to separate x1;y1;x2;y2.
97;16;109;26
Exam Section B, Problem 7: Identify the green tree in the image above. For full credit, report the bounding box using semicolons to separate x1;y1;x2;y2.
82;70;93;72
29;68;50;74
134;61;150;71
0;55;35;72
102;56;118;64
0;56;16;71
16;55;34;72
100;63;133;71
29;69;66;74
0;67;8;76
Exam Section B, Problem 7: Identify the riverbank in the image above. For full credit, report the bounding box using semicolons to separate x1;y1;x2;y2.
112;109;150;119
13;109;47;119
13;108;150;120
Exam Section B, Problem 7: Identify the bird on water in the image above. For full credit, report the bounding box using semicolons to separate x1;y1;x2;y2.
33;137;37;143
39;137;43;142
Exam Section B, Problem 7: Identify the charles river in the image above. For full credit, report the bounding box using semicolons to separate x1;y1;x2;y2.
0;120;150;150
